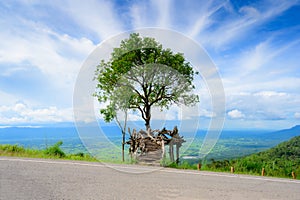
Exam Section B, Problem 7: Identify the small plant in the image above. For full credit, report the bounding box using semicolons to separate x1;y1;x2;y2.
74;152;85;157
44;141;66;158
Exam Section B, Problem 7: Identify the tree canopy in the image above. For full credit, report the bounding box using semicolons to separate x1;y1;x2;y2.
94;33;199;129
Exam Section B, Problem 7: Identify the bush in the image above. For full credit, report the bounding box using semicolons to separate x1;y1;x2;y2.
44;141;66;158
0;144;25;153
74;152;85;157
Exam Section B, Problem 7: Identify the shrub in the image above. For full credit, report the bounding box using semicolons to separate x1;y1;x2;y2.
44;141;66;158
0;144;25;153
74;152;85;157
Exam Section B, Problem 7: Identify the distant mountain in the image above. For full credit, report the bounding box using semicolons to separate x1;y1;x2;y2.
263;125;300;141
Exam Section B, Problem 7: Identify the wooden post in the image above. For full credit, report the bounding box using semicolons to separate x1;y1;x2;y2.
169;141;174;162
161;139;165;160
175;143;180;164
197;163;202;171
261;168;265;176
292;171;296;179
230;166;235;173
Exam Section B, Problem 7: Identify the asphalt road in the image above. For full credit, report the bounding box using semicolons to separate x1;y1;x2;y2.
1;157;299;200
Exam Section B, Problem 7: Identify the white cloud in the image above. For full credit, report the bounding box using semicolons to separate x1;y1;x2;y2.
151;0;171;27
60;0;124;41
151;106;178;121
0;103;73;125
295;112;300;119
0;9;97;111
198;0;299;48
130;1;158;28
129;0;166;28
0;90;19;105
225;89;300;122
229;39;300;78
187;0;229;38
237;41;273;74
0;17;95;86
228;109;245;119
254;91;288;97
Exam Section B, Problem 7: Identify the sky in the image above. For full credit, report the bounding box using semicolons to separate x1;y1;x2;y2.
0;0;300;130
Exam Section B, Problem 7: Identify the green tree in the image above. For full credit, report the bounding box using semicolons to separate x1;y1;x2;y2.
94;33;199;160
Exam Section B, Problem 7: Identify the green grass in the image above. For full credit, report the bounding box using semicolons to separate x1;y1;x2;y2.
163;159;299;180
0;141;139;165
0;141;98;162
169;136;300;180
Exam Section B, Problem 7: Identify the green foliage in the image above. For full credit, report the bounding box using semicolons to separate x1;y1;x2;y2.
44;141;66;158
0;144;26;153
74;152;85;157
0;144;41;157
204;136;300;178
94;33;199;128
0;142;97;162
206;159;232;171
165;160;198;170
68;152;96;161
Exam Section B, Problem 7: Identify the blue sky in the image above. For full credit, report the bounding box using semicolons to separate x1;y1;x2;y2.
0;0;299;129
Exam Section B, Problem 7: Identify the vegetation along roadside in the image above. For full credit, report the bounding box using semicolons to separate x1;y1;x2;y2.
1;136;299;180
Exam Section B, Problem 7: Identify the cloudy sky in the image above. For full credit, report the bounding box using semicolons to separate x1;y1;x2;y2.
0;0;299;130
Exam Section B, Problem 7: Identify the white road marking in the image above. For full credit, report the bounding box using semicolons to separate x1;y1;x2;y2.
1;157;299;184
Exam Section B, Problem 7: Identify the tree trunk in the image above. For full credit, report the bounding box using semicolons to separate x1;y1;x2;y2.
122;131;125;162
144;105;151;130
145;121;150;130
115;110;127;162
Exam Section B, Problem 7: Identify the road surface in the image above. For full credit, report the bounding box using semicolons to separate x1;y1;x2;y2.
1;157;299;200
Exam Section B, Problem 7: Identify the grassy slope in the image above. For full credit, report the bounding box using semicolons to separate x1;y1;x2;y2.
0;141;98;162
205;135;300;179
0;141;135;164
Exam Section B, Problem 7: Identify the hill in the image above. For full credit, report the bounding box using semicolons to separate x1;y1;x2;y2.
207;135;300;179
264;125;300;140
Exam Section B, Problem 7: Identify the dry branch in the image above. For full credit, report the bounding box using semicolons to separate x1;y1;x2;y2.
126;126;185;164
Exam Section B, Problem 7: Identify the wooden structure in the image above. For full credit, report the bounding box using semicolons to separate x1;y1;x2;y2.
126;126;185;164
